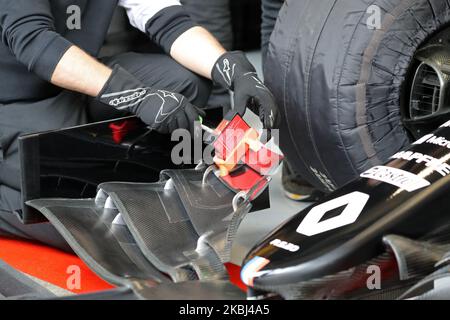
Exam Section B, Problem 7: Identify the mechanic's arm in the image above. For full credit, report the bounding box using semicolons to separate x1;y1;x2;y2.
1;1;202;134
170;26;225;80
0;0;74;82
51;44;203;135
169;26;279;129
51;46;111;97
0;0;110;97
171;27;279;129
120;0;279;129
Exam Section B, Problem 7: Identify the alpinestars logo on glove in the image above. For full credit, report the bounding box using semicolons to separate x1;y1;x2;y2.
108;89;147;107
103;89;183;124
217;58;235;87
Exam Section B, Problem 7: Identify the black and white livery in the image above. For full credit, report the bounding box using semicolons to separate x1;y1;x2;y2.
242;120;450;299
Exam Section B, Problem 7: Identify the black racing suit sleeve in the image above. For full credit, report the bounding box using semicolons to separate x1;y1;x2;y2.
0;0;73;81
144;5;197;53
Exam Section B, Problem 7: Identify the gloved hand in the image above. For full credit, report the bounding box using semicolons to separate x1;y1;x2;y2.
97;65;205;135
212;51;279;129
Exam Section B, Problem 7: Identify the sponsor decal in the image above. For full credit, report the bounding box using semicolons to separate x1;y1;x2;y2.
361;166;430;192
413;134;434;145
413;134;450;148
270;239;299;252
440;120;450;128
390;151;450;177
296;192;370;236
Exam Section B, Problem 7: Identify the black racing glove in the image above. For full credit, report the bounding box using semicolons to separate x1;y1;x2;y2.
97;65;205;135
212;51;279;129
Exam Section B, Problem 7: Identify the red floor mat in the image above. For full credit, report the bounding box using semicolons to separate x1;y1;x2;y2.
0;238;114;294
0;238;246;296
